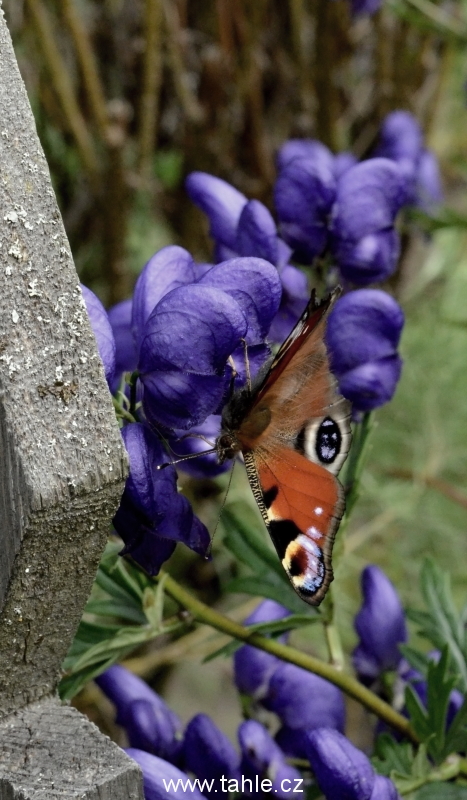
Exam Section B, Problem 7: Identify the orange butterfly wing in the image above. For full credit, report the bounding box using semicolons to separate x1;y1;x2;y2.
221;290;351;606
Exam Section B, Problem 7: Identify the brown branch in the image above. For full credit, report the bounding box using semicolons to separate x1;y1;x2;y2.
25;0;100;184
60;0;109;144
162;0;204;124
138;0;164;179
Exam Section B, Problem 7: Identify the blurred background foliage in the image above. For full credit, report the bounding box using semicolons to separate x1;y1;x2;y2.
5;0;467;742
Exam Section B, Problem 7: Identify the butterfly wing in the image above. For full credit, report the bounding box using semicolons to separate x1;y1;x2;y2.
230;290;351;605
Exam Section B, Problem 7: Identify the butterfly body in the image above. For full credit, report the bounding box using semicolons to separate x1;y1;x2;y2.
216;290;351;606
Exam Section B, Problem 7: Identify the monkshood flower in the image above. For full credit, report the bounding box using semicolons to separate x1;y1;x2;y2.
81;284;116;384
306;728;401;800
326;289;404;413
352;566;407;686
238;720;303;799
126;748;207;800
96;665;183;763
186;172;309;343
330;158;406;285
263;662;345;750
274;145;336;263
113;423;210;574
374;111;443;211
234;600;290;699
183;714;240;799
138;256;281;430
350;0;382;16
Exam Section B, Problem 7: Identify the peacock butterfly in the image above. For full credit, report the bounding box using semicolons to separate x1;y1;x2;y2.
216;289;352;606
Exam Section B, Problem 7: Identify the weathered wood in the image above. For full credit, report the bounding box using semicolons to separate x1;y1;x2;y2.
0;5;143;797
0;698;144;799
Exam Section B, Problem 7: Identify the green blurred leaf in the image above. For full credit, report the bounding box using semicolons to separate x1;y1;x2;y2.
406;560;467;692
203;613;319;662
225;576;306;614
415;785;467;799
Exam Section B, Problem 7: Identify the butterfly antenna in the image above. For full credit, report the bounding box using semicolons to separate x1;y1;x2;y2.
207;459;236;556
157;448;217;470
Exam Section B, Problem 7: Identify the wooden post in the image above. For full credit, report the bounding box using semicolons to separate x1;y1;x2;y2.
0;5;143;797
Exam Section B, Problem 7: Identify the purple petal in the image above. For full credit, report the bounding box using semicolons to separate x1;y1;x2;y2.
305;729;375;800
81;284;116;383
139;285;247;376
126;749;207;800
332;158;406;242
197;257;282;343
168;415;228;479
238;720;302;799
334;228;401;285
234;600;291;698
325;289;404;411
97;666;182;762
263;662;346;732
108;298;138;377
132;246;198;349
113;423;210;571
276;139;334;172
338;356;403;411
370;775;401;800
351;0;382;16
186;172;247;250
236;199;280;264
274;157;336;262
334;152;358;179
269;264;309;343
326;290;404;374
353;566;407;683
142;370;231;431
183;714;239;797
375;110;423;166
416;149;443;211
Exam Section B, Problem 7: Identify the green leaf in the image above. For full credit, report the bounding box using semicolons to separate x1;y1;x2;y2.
84;599;148;624
444;698;467;756
222;506;283;578
399;644;431;676
407;560;467;692
225;576;306;613
372;733;415;777
405;684;431;741
415;785;467;800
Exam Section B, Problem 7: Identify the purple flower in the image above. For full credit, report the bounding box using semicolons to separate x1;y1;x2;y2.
168;415;229;480
352;566;407;685
274;152;336;263
108;298;138;392
306;728;400;800
186;172;247;251
96;665;182;763
183;714;240;798
138;284;247;430
238;720;302;799
113;423;210;574
263;662;346;734
325;289;404;412
350;0;382;17
138;257;281;430
234;600;290;699
374;111;443;211
126;748;207;799
331;159;406;285
81;284;116;384
132;246;203;351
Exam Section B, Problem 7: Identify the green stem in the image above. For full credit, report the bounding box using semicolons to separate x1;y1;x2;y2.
158;571;419;744
112;397;136;424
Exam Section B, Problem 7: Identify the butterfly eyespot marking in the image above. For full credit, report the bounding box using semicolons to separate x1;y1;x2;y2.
316;417;341;464
284;536;325;592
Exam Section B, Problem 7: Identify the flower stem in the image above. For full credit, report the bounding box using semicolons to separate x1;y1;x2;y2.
158;571;419;744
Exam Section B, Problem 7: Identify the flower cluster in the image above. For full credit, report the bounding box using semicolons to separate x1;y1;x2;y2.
77;109;441;576
96;592;408;799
